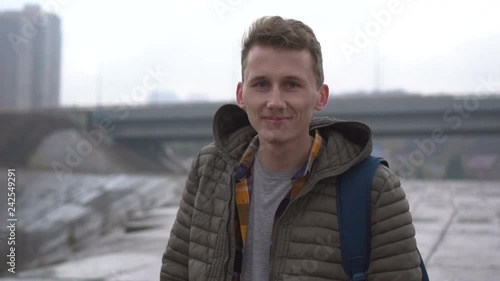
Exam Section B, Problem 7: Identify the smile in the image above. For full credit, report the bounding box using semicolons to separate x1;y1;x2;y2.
263;116;290;120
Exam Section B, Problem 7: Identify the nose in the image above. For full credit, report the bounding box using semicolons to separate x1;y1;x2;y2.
267;87;286;110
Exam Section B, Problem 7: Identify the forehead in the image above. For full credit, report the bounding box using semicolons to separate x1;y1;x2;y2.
244;45;314;80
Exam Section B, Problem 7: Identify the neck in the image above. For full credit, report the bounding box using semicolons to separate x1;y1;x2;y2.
257;133;314;173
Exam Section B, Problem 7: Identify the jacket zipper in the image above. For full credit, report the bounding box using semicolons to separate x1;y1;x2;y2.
268;177;321;280
224;173;236;281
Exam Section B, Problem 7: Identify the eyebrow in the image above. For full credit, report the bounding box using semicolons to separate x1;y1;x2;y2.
283;75;305;83
247;75;268;84
247;75;306;84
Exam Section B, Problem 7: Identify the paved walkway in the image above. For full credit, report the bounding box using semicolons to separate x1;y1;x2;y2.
1;179;499;280
405;180;500;280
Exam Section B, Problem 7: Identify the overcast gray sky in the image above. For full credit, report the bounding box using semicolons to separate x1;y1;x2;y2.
1;0;500;107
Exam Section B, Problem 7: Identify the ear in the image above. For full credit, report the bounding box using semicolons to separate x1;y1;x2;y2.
236;82;245;109
314;84;329;111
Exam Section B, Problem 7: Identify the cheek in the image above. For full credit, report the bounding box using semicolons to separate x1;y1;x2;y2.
295;101;316;114
246;110;261;126
245;99;264;113
242;95;256;108
297;107;315;123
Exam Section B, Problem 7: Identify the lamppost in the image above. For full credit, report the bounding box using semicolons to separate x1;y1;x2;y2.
95;57;103;108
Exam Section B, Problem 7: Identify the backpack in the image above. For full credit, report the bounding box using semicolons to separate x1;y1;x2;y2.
337;156;430;281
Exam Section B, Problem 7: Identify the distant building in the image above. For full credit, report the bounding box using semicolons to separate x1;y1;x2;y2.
465;154;499;179
186;92;209;102
148;90;178;104
0;5;61;111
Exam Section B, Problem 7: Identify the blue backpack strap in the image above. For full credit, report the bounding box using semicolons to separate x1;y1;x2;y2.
419;249;430;281
337;156;387;281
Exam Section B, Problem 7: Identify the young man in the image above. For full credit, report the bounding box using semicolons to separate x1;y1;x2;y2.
160;16;422;281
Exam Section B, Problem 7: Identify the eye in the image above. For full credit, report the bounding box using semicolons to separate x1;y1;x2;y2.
287;81;300;88
254;81;269;88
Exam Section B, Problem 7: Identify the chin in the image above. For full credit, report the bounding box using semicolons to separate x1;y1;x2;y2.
257;128;290;144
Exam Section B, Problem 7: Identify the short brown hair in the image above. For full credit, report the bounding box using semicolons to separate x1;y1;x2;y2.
241;16;324;89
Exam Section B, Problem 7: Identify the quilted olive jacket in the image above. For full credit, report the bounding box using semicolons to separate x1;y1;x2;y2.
160;104;422;281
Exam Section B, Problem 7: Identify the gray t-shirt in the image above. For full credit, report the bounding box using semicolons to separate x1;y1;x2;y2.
241;155;298;281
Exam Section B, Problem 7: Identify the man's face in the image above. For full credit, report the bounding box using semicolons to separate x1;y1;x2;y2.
236;45;329;145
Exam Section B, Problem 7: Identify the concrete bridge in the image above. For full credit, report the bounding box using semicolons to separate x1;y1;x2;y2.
88;95;500;144
3;94;499;170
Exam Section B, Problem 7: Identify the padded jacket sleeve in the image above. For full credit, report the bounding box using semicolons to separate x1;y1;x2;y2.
367;165;422;281
160;154;200;281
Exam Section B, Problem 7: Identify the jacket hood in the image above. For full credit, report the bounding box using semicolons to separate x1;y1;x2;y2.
212;104;373;176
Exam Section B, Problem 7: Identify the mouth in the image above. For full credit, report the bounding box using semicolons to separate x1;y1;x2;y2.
262;116;291;125
263;116;290;121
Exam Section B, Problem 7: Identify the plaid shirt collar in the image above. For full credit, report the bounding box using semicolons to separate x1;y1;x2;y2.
231;129;325;280
235;129;324;182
